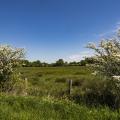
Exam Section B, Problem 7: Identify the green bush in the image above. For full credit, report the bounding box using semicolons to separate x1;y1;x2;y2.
0;45;24;93
72;77;120;109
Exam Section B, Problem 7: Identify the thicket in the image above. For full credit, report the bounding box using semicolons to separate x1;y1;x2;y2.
72;31;120;109
0;45;25;94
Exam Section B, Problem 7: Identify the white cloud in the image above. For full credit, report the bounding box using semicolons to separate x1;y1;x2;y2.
65;51;94;62
65;21;120;62
116;21;120;26
99;30;116;38
116;22;120;30
98;21;120;38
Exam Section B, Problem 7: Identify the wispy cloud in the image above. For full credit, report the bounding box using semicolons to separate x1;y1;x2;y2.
98;21;120;38
116;22;120;30
99;30;116;38
65;51;94;62
65;21;120;62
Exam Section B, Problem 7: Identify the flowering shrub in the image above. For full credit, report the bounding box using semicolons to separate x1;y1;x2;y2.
87;32;120;77
0;45;24;92
85;30;120;108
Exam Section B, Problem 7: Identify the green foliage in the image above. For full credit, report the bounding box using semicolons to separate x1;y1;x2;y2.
0;72;25;94
19;66;92;97
80;60;87;66
79;78;120;108
86;32;120;108
0;45;25;92
1;65;120;119
0;95;120;120
84;57;95;64
31;60;42;67
69;61;80;66
21;58;94;67
18;66;120;108
22;60;30;67
54;59;65;66
87;38;120;77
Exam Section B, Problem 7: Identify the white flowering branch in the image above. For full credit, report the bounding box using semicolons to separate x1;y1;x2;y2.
87;30;120;77
0;45;25;86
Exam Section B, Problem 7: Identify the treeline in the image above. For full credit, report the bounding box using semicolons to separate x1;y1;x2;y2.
22;58;94;67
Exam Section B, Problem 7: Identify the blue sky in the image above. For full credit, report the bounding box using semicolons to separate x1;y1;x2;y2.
0;0;120;62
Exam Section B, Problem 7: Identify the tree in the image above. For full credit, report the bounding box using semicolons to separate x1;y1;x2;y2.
54;59;64;66
86;30;120;108
22;60;30;67
84;57;95;64
87;36;120;77
0;45;24;91
31;60;42;67
80;60;87;66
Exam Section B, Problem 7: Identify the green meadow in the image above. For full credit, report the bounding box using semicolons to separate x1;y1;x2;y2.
0;66;119;120
19;66;94;97
0;94;120;120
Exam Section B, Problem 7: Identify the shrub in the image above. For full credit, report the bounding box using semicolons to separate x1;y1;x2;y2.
0;45;25;93
82;78;120;109
85;30;120;108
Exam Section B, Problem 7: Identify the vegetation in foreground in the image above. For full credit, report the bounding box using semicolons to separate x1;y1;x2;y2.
1;95;120;120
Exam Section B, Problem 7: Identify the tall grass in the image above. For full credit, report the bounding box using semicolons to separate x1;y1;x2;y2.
0;95;120;120
18;66;94;97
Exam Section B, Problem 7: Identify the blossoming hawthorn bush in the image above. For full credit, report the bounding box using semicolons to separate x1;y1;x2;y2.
87;39;120;77
0;45;25;92
85;30;120;108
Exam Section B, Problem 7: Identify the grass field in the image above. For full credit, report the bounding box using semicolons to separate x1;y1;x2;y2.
0;95;120;120
19;66;95;97
1;66;119;120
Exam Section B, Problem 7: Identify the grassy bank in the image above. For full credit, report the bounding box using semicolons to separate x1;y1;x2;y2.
0;95;120;120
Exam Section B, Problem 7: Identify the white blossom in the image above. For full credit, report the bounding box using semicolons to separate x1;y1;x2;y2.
87;30;120;77
0;45;24;83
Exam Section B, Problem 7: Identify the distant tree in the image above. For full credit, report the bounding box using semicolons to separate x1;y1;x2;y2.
64;61;68;66
80;60;87;66
69;61;80;66
22;60;30;67
42;62;49;67
84;57;95;64
31;60;42;67
54;59;64;66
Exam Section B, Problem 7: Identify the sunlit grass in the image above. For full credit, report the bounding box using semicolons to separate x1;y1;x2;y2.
0;95;120;120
